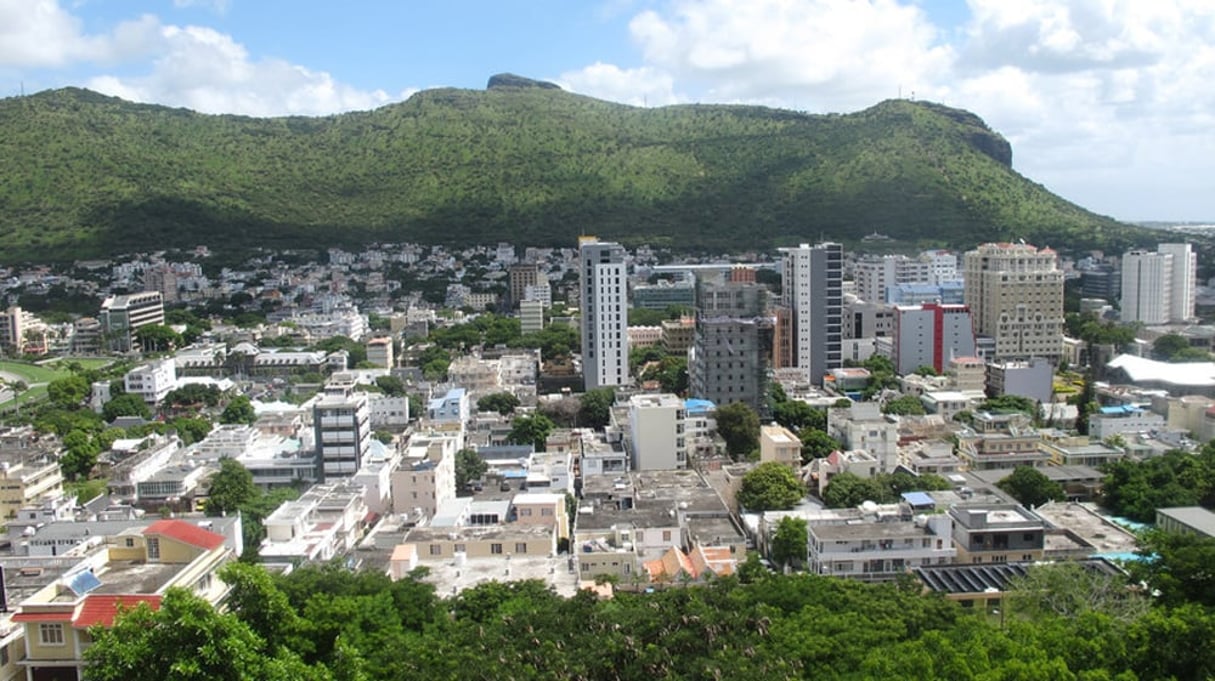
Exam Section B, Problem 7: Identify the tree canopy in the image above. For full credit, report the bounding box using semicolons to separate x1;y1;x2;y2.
476;391;520;416
997;466;1065;508
737;461;805;511
716;402;761;460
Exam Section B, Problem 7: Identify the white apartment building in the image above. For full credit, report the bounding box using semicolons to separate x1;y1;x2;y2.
962;243;1063;362
779;242;843;383
1121;243;1197;324
808;513;956;580
390;433;457;518
760;424;802;470
99;291;165;352
124;358;178;405
891;303;977;375
520;299;545;334
627;393;688;470
579;238;629;389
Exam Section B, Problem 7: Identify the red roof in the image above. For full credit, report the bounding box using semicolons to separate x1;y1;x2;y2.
73;595;161;628
143;519;226;550
11;611;72;623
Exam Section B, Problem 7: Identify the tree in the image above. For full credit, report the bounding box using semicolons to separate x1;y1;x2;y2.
47;374;89;408
997;466;1064;508
373;431;394;444
1152;333;1191;361
578;387;615;429
102;393;151;421
507;413;554;451
912;365;939;377
737;462;805;511
374;375;406;397
170;417;213;445
1072;370;1097;436
83;588;311;681
477;391;521;416
455;448;488;494
770;516;808;569
1006;561;1148;622
60;429;100;480
822;472;890;508
980;394;1037;416
882;394;926;416
773;399;826;433
134;324;182;353
1130;530;1215;608
221;395;257;425
206;458;258;516
798;429;840;463
716;402;760;460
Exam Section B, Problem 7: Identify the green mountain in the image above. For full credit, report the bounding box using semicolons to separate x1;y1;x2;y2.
0;75;1148;262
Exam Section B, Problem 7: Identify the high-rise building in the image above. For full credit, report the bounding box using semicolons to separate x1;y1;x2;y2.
1120;250;1173;325
891;303;977;375
1156;243;1197;323
579;238;629;389
962;243;1063;362
688;272;771;411
627;393;688;470
98;291;165;353
313;386;371;480
778;242;843;383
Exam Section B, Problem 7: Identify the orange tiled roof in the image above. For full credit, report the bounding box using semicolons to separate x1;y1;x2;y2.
143;519;226;550
73;595;161;628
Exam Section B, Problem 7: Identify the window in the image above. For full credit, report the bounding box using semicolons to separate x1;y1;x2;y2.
146;537;160;561
125;537;135;548
491;543;503;555
1022;533;1036;542
541;507;553;517
454;544;466;553
515;543;528;554
662;530;672;542
429;544;442;556
39;623;64;646
519;508;532;517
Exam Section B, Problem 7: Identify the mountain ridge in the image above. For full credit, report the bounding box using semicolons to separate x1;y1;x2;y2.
0;80;1149;262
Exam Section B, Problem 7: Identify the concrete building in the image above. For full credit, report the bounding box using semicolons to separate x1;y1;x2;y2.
887;282;966;306
1121;249;1173;325
313;391;371;480
365;337;394;369
0;454;65;521
950;504;1047;564
124;359;177;405
632;275;696;311
986;358;1054;404
1158;243;1197;323
508;262;549;309
660;317;695;354
1087;405;1165;439
760;424;802;469
778;242;843;384
98;291;165;353
808;512;955;580
520;299;545;335
688;272;771;411
427;387;470;424
842;299;894;341
390;433;457;519
0;305;44;354
579;238;629;389
627;394;688;470
1155;506;1215;539
963;243;1063;362
261;481;369;562
826;403;898;474
892;303;977;375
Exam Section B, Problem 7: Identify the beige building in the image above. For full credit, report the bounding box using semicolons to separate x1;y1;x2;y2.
759;424;802;469
401;524;556;562
962;243;1063;361
365;337;394;369
390;434;457;519
0;455;65;521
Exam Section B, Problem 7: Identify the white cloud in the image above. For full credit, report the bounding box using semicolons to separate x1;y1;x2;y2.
0;0;160;67
87;25;410;116
172;0;231;14
557;62;682;107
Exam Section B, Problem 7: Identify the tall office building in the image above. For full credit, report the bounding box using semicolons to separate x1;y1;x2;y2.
1120;250;1173;325
98;291;165;353
508;262;549;309
962;243;1063;362
688;272;771;411
777;242;843;383
1156;243;1197;323
579;238;629;389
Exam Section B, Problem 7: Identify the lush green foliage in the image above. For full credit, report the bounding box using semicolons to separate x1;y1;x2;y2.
507;412;555;451
716;401;761;460
476;391;520;415
882;394;926;416
822;471;952;508
770;516;809;568
1101;445;1215;522
206;458;258;516
578;387;615;429
101;393;151;421
454;448;488;494
221;395;258;425
979;394;1038;416
737;461;805;511
997;466;1065;508
87;559;1215;681
0;87;1152;262
798;429;841;462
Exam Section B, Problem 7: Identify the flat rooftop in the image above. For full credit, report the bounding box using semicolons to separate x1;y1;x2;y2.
415;554;579;598
810;521;936;541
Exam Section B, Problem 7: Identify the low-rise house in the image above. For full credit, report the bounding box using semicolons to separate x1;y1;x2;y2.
949;504;1047;564
1155;506;1215;539
1087;405;1165;439
808;512;956;581
259;481;369;563
760;424;802;470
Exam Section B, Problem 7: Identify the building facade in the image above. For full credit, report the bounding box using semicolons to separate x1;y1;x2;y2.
962;243;1063;362
313;391;371;480
688;273;771;411
778;242;843;384
579;238;629;389
98;291;165;353
892;303;977;375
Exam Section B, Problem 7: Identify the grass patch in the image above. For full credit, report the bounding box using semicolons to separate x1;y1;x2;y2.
0;360;66;384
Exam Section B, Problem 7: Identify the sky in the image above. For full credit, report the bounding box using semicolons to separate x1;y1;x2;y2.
2;0;1213;223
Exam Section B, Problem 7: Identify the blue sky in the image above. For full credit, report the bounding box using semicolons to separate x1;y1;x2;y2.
2;0;1213;223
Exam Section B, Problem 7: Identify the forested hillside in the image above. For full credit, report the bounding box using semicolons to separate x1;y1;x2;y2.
0;77;1148;262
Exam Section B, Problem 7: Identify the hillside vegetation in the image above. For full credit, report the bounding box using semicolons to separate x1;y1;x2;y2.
0;76;1149;261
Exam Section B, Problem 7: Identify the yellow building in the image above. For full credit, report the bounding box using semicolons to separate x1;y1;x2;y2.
760;424;802;470
0;456;64;521
11;519;234;681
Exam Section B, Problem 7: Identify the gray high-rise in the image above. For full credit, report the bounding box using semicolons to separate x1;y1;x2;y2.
689;271;771;411
777;242;843;383
579;238;629;389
